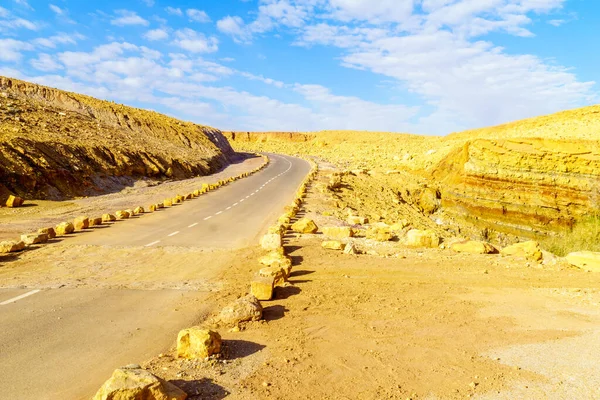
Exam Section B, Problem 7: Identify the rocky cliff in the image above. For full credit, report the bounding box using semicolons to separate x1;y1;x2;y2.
0;76;234;201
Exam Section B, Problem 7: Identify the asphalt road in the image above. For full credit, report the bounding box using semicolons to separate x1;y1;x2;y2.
0;153;311;399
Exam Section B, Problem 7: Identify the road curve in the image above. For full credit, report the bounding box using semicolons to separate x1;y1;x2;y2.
0;153;311;400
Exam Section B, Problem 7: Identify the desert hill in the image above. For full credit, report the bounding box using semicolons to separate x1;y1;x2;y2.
225;105;600;246
0;76;234;202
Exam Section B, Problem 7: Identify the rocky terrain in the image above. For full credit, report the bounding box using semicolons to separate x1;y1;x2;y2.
225;107;600;250
0;76;234;203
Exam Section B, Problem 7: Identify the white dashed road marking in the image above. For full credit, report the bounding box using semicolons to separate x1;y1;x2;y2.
188;223;198;228
204;216;212;220
145;240;160;247
0;290;41;306
168;231;180;237
216;211;223;215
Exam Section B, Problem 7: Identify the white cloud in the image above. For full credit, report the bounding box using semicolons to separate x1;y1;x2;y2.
111;10;149;26
142;0;155;6
187;9;210;23
0;7;9;18
165;7;183;16
548;19;565;26
0;38;33;61
0;17;38;31
217;16;250;42
33;33;85;48
13;0;33;11
172;29;218;53
30;53;62;71
49;4;64;15
144;28;169;41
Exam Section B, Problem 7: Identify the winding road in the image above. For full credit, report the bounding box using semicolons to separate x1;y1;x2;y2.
0;153;311;399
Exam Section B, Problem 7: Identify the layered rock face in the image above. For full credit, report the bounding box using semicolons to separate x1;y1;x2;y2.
434;138;600;233
0;76;234;202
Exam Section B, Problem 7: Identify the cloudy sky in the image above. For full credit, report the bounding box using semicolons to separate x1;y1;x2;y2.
0;0;597;135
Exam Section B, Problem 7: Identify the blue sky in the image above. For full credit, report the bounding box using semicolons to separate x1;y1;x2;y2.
0;0;597;135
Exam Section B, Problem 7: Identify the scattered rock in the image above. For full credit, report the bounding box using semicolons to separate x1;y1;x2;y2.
565;251;600;272
405;229;440;248
501;241;543;262
451;240;497;254
217;294;263;326
163;199;173;207
259;266;286;285
102;214;116;223
0;240;26;253
251;275;276;301
291;218;318;234
115;210;130;220
149;204;158;212
73;216;90;231
322;226;354;239
259;250;292;277
176;328;222;359
5;195;24;208
55;222;75;236
346;215;369;225
260;233;282;251
344;242;358;255
89;217;103;227
21;233;48;245
134;206;145;214
322;240;344;250
366;224;394;242
390;220;409;231
38;227;56;239
93;365;187;400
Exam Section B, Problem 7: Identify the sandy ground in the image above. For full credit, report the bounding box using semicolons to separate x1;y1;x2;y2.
0;153;263;241
3;158;600;399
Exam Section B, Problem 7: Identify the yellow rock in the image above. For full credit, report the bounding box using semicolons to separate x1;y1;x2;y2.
55;222;75;235
5;195;24;208
366;225;394;242
102;214;116;222
500;241;543;262
193;190;201;197
0;240;26;253
125;209;135;216
259;266;286;285
89;217;103;227
259;250;292;277
134;206;145;214
172;197;181;205
163;199;173;207
21;233;48;245
184;194;193;200
451;240;497;254
73;216;90;230
260;233;282;251
322;226;354;239
405;229;440;248
251;275;275;301
176;328;222;359
217;294;263;326
322;240;344;250
565;251;600;272
93;365;187;400
38;227;56;239
291;218;318;234
115;210;130;220
390;220;409;231
347;215;368;225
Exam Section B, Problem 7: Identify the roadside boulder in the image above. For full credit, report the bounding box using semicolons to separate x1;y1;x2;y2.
344;242;359;255
322;240;344;250
176;328;221;359
259;266;286;285
134;206;145;215
405;229;440;248
251;275;276;300
217;294;263;326
291;218;318;234
501;241;543;262
89;217;103;227
5;195;24;208
21;233;48;245
102;214;116;223
565;251;600;272
115;210;130;220
38;227;56;239
0;240;25;253
322;226;354;239
260;233;282;251
55;222;75;236
93;364;187;400
73;216;90;230
163;199;173;207
451;240;497;254
259;250;292;277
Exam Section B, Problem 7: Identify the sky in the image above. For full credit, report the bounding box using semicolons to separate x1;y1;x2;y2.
0;0;598;135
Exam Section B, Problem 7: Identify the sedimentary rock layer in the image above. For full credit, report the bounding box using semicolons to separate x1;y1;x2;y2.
434;138;600;232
